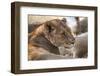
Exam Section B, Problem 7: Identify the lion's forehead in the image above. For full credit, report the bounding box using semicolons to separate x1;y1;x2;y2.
50;20;67;29
52;20;65;26
52;20;71;33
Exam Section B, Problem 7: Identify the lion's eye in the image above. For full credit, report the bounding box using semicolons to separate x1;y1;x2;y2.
48;25;54;33
61;32;66;36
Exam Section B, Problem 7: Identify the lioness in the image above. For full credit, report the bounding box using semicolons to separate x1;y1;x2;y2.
28;18;75;60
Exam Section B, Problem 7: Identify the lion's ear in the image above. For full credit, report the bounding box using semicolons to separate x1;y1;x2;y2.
62;18;67;23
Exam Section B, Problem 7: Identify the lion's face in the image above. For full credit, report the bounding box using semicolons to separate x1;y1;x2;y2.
44;18;75;48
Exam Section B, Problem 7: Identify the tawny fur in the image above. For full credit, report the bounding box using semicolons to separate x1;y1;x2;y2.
28;18;75;60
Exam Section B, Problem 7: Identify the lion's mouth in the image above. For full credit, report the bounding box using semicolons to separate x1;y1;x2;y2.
63;43;74;48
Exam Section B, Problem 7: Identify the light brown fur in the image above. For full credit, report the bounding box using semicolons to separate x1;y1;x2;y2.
28;18;75;60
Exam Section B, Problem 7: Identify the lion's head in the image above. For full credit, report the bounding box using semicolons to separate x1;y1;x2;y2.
42;18;75;48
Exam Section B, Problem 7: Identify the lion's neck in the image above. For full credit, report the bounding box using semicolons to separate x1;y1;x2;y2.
30;34;60;55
